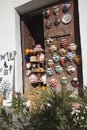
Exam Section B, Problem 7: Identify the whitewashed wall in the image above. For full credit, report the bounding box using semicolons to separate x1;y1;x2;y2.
0;0;87;96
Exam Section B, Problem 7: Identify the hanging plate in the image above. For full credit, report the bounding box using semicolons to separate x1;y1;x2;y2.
62;14;72;24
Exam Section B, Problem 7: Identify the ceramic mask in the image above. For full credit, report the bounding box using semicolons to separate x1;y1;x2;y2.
55;65;63;74
60;77;69;85
53;6;60;15
59;48;66;56
67;52;75;61
60;38;69;48
47;68;53;76
52;54;60;63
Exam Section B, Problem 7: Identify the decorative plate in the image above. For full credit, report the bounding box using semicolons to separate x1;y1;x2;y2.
62;14;72;24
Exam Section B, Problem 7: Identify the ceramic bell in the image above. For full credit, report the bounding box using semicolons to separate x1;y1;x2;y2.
60;57;66;66
47;68;53;76
55;65;63;74
46;21;53;29
48;59;54;67
74;55;81;65
71;77;79;87
53;6;60;15
59;48;66;56
54;17;60;26
50;79;57;88
52;54;60;63
60;38;69;48
62;2;70;13
67;52;75;62
68;43;77;51
60;77;69;85
43;8;50;18
45;38;53;46
66;65;76;75
49;45;57;53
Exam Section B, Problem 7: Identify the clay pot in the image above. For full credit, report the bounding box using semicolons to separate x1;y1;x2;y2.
60;77;69;85
71;77;79;87
74;55;81;65
66;65;76;75
55;65;63;74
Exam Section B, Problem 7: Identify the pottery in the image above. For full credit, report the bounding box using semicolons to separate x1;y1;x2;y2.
59;48;67;56
26;62;31;69
71;77;79;87
49;45;57;53
45;38;53;46
68;43;77;51
74;55;81;65
60;77;69;85
66;65;76;75
52;54;60;63
60;57;66;66
43;8;50;18
62;14;72;24
54;17;60;26
46;21;53;29
67;52;75;61
40;74;46;83
39;53;45;61
48;59;54;67
62;2;70;13
60;38;69;48
47;68;53;76
50;79;57;88
55;65;63;74
53;6;60;15
29;74;38;83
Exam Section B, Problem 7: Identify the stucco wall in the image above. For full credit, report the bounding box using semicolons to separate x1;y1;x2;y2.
0;0;87;95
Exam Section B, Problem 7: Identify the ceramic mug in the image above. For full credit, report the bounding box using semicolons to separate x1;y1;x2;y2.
55;65;63;74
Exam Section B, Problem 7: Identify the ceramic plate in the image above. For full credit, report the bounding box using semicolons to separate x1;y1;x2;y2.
62;14;72;24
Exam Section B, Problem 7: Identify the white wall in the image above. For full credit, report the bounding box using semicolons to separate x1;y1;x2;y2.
0;0;87;96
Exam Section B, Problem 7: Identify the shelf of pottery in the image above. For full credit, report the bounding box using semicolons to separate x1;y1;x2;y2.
43;1;81;94
25;44;46;91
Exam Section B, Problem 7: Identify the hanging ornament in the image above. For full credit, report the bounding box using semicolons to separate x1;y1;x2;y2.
62;14;72;24
50;79;57;88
